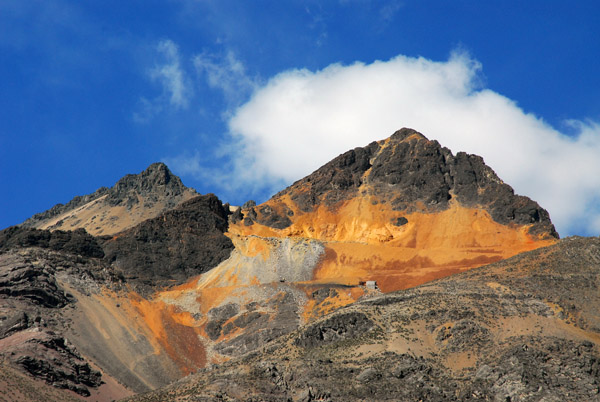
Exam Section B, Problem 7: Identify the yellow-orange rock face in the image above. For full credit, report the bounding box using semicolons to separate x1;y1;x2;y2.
228;129;557;293
145;129;558;367
230;196;555;293
82;129;559;376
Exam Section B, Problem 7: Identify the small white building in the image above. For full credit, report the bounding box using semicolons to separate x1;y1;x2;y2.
365;280;378;290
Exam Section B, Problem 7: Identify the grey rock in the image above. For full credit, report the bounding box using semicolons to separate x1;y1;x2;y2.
295;312;375;348
356;367;377;383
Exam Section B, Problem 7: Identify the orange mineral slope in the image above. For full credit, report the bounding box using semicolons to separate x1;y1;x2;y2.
228;128;558;293
229;196;555;293
122;128;558;368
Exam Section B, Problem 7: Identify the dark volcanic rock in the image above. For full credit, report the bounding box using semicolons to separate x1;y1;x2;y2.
0;312;29;338
274;128;557;238
0;255;70;308
369;130;452;211
102;194;234;291
255;204;292;229
0;248;122;312
280;141;380;213
208;303;240;321
242;200;257;209
0;226;104;258
434;319;491;352
294;312;375;348
392;216;408;226
105;162;188;208
14;336;103;397
311;287;339;304
205;303;241;341
229;207;244;224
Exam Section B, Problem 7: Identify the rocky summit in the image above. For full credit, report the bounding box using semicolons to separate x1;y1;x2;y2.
1;128;597;402
21;163;198;236
230;128;557;293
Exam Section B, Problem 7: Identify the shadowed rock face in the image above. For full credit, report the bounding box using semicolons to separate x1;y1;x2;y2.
0;226;104;258
0;227;111;309
15;335;103;397
267;128;557;238
0;256;71;308
101;194;234;292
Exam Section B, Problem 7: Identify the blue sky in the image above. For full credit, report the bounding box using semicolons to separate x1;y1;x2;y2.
1;1;600;236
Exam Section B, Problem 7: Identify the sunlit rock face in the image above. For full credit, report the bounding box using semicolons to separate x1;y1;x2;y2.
124;237;600;402
1;128;561;399
230;128;558;293
167;127;558;366
21;162;198;236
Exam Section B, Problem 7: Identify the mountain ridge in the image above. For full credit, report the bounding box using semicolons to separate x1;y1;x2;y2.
229;128;557;293
1;128;591;402
263;128;556;238
20;162;198;236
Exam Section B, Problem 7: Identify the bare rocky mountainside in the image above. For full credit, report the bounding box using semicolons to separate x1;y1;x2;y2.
125;236;600;402
2;128;598;401
21;162;198;236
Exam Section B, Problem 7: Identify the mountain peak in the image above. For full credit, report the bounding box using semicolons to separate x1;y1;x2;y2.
389;127;428;142
273;128;558;238
142;161;171;179
264;128;556;239
108;162;186;205
21;163;197;236
231;129;558;293
142;162;172;181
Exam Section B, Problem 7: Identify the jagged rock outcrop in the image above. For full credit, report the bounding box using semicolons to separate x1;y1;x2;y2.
294;311;375;348
230;129;559;293
14;335;103;397
0;255;71;308
0;358;84;402
0;226;104;258
0;248;123;398
21;163;197;236
108;162;187;203
101;194;234;292
270;128;557;238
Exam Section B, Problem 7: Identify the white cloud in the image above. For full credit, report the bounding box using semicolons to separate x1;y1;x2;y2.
225;51;600;236
134;39;192;122
193;49;257;105
132;96;163;123
151;39;191;109
379;1;403;22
